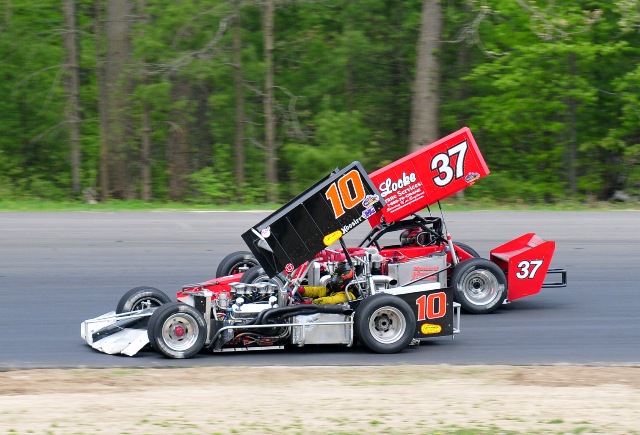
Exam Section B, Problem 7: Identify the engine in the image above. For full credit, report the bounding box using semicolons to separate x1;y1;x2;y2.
228;281;281;303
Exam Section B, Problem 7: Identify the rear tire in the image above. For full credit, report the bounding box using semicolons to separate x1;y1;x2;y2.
240;265;268;283
115;286;171;314
451;258;507;314
354;294;416;354
453;242;480;259
240;265;285;285
147;302;206;359
215;251;259;277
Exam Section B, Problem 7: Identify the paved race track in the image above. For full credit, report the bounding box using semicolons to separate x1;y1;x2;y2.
1;210;638;368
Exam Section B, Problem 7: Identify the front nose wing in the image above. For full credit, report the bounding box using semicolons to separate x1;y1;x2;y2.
81;310;152;356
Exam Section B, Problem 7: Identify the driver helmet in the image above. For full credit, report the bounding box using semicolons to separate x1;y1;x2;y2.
400;227;422;247
328;262;354;292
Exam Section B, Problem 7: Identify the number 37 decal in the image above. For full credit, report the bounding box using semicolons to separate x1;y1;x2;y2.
431;141;468;187
516;260;544;279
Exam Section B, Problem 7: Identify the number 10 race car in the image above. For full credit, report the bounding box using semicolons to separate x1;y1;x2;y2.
81;127;566;359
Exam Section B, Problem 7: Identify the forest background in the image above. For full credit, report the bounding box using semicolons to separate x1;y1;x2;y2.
1;0;639;207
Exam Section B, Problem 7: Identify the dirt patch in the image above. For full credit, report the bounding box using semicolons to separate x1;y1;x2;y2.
1;365;639;434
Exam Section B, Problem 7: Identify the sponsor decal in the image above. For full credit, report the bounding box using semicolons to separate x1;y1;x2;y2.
341;216;363;235
261;227;271;238
361;206;377;219
378;172;418;198
420;323;442;335
361;194;380;208
323;230;343;246
465;172;480;184
411;266;439;281
284;263;295;273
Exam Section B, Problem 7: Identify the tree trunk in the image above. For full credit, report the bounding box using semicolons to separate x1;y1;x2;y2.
409;0;442;152
2;0;10;30
105;0;134;199
138;0;152;201
140;105;152;201
167;78;191;201
94;0;109;201
62;0;81;197
263;0;278;203
233;0;245;195
192;81;213;171
455;6;471;200
567;51;577;197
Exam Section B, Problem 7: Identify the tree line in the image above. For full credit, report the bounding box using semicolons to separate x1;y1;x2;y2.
1;0;638;204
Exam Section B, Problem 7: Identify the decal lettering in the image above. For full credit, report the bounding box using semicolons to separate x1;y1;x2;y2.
361;206;377;219
361;194;380;208
340;216;364;235
465;172;481;184
323;230;343;246
325;169;367;218
411;266;439;281
378;172;417;198
420;323;442;335
515;260;543;279
415;291;447;321
431;141;468;187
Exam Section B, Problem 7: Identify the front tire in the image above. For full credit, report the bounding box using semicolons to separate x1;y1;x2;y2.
450;258;507;314
115;286;171;314
354;294;416;354
147;302;207;359
215;251;259;277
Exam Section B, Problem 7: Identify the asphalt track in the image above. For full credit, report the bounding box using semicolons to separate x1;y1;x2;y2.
1;210;638;368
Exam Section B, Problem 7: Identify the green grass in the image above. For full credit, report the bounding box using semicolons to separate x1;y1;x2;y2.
1;198;639;212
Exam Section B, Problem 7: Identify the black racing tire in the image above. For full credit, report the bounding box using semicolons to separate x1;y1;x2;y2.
147;302;207;359
354;294;416;354
239;265;270;284
215;251;259;277
450;258;507;314
453;242;480;259
115;286;172;314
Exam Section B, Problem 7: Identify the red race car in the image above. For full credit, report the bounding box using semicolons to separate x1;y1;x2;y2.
81;128;566;359
215;127;566;314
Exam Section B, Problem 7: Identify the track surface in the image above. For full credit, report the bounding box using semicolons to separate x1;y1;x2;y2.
1;210;638;368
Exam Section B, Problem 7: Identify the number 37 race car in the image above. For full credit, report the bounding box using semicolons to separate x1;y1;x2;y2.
81;127;567;359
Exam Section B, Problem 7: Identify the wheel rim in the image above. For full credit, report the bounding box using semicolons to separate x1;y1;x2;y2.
160;314;200;352
229;260;257;275
132;296;165;311
459;269;502;307
368;306;406;344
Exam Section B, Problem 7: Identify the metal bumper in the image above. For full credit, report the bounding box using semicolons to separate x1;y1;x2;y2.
542;268;568;288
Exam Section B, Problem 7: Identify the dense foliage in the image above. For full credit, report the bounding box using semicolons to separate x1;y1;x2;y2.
1;0;639;204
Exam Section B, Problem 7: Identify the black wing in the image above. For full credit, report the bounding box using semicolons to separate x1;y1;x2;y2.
241;161;385;277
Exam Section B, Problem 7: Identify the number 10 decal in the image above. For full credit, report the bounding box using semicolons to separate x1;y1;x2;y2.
325;170;366;218
431;141;468;187
415;292;446;321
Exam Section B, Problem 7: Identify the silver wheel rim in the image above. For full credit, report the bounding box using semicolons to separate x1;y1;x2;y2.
132;296;165;311
368;306;406;344
229;260;256;275
161;314;200;351
459;269;503;307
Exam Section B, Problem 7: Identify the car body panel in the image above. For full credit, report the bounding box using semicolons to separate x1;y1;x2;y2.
368;127;489;226
241;161;385;278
